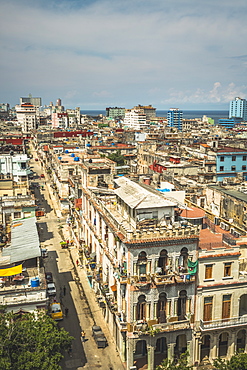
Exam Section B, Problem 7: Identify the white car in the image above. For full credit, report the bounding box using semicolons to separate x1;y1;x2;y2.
47;282;56;296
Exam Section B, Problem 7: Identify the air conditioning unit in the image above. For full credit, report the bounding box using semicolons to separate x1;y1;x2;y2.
220;222;226;230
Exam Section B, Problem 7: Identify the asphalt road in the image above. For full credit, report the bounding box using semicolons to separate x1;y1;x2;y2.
30;154;123;370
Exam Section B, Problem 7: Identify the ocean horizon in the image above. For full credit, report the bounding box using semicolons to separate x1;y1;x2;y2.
80;109;229;124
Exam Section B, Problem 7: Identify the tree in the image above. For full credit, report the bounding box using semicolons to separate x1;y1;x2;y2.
0;310;73;370
107;150;125;166
156;351;192;370
213;352;247;370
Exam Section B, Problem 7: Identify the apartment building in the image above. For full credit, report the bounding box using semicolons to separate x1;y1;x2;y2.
76;176;199;369
0;154;32;183
216;147;247;182
16;103;40;133
194;227;247;365
124;109;148;130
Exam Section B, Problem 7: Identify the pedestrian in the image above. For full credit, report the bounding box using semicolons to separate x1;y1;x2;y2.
67;346;72;357
76;259;79;266
81;330;85;342
65;307;69;317
63;285;66;296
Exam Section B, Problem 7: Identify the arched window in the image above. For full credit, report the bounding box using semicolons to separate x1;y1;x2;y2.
157;292;167;323
201;335;210;361
178;290;187;321
178;248;188;272
219;332;228;357
136;295;146;320
137;251;147;275
237;329;246;352
158;249;168;275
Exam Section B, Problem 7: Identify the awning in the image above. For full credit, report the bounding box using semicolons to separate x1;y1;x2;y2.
0;264;22;277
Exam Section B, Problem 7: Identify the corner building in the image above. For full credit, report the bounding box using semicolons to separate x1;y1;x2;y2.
79;177;199;369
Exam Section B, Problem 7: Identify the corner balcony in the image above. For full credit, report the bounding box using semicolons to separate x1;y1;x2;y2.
199;316;247;331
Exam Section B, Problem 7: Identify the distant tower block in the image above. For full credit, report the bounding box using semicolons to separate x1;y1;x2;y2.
56;98;61;106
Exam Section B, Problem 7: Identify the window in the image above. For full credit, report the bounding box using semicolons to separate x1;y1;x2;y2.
203;297;213;322
231;166;236;171
21;162;26;169
220;166;224;171
232;156;236;161
243;156;247;161
205;265;213;279
242;166;246;171
220;156;225;162
14;212;21;219
224;262;231;277
222;295;231;320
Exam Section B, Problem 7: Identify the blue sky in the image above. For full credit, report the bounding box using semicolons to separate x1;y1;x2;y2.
0;0;247;110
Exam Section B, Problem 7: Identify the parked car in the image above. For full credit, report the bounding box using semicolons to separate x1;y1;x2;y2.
35;158;38;161
45;272;53;283
92;325;108;348
47;282;56;296
41;248;48;258
50;302;63;321
40;174;45;178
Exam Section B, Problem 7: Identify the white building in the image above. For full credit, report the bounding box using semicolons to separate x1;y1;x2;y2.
0;154;32;182
51;112;68;129
16;103;40;133
124;109;148;129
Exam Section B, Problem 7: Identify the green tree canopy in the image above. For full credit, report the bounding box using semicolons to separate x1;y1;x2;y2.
107;150;125;166
0;310;73;370
156;351;192;370
213;352;247;370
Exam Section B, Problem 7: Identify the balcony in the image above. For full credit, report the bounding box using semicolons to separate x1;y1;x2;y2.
128;318;191;338
153;272;196;286
131;274;152;289
200;316;247;331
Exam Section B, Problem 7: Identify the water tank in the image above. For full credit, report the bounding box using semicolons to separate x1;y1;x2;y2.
74;157;80;161
70;153;75;157
65;150;69;153
58;156;62;160
31;277;40;287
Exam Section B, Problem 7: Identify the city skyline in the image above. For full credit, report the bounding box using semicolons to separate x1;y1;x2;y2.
0;0;247;109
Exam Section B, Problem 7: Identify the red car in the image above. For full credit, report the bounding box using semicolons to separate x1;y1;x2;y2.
40;174;45;178
35;158;39;161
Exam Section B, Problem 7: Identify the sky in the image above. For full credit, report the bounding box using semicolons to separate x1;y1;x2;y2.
0;0;247;110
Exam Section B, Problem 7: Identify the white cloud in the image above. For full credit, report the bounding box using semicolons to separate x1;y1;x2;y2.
0;0;247;108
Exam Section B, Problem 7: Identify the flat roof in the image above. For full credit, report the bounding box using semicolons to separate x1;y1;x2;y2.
1;217;40;264
114;177;176;209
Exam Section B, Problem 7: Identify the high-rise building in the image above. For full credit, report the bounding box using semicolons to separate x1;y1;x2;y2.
167;108;183;131
106;107;125;119
16;103;40;133
133;104;156;120
20;94;42;107
229;97;247;121
123;109;147;129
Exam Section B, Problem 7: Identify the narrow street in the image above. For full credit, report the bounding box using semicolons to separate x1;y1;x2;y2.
30;154;125;370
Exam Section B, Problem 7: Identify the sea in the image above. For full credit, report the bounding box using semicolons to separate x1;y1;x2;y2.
80;110;229;125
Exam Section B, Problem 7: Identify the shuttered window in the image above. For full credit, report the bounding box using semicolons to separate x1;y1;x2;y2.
222;295;231;320
224;263;231;277
203;297;213;322
205;265;213;279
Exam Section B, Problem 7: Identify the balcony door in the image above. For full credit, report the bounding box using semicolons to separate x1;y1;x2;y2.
222;295;231;321
203;297;213;322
